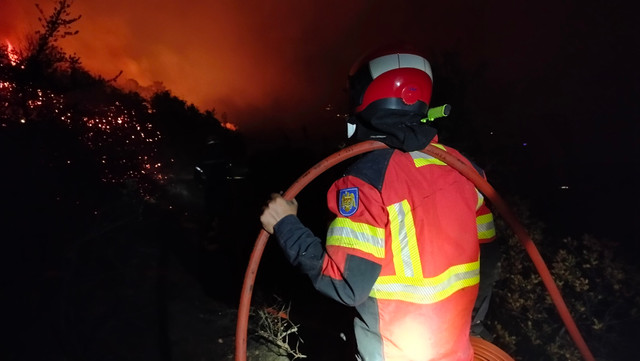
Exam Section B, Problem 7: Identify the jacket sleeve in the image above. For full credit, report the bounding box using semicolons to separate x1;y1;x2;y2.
475;190;496;243
273;175;387;307
461;150;496;244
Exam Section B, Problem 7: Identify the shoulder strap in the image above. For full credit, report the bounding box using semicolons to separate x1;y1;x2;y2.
344;148;395;192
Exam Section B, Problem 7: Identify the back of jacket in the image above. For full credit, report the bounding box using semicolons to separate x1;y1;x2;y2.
272;140;495;361
323;142;494;361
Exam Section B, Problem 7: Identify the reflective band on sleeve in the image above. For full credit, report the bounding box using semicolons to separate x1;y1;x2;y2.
387;200;423;278
327;218;386;258
370;259;480;304
476;214;496;240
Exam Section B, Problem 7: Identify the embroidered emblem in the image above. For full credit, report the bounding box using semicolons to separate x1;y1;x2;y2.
339;187;359;217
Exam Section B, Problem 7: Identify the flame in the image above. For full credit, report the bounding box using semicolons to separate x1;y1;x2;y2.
5;40;19;66
221;122;238;131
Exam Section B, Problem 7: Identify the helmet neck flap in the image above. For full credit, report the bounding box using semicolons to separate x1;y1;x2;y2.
349;98;437;152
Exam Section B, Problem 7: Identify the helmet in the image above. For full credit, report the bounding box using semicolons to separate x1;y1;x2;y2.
348;49;433;117
345;47;438;151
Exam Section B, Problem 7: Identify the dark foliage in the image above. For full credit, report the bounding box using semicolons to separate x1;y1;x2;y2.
486;204;639;361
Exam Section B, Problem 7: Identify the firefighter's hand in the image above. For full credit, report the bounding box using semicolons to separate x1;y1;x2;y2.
260;193;298;234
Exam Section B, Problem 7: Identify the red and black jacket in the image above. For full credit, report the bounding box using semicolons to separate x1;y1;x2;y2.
273;140;495;361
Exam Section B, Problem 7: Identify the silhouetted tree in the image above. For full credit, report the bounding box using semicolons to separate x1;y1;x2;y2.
24;0;81;75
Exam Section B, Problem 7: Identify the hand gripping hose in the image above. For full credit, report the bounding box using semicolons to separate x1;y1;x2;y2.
235;140;595;361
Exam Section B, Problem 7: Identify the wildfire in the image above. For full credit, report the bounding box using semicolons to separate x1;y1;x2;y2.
5;40;19;66
221;121;238;131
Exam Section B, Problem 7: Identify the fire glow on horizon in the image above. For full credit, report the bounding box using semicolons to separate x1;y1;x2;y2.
3;0;617;144
4;0;454;134
0;0;371;130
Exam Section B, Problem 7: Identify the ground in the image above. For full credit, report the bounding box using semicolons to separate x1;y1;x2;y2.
4;166;360;361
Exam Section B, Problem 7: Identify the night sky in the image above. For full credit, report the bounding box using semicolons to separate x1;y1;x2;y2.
2;0;638;236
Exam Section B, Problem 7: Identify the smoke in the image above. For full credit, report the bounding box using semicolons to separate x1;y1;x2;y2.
0;0;37;44
2;1;367;132
2;0;484;136
6;0;607;142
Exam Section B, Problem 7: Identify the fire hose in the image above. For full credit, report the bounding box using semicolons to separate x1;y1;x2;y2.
234;140;596;361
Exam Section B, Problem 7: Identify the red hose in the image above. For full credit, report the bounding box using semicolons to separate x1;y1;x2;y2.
471;336;515;361
235;140;595;361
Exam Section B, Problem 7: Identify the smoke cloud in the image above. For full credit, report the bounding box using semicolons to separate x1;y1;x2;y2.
2;1;489;136
2;1;363;131
6;0;632;149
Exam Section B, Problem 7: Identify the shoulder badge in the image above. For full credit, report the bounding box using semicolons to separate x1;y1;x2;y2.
339;187;359;217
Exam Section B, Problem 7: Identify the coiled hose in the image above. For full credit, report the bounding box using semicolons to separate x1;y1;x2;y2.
235;140;595;361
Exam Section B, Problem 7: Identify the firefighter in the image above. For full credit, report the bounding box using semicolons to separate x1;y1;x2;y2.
260;48;496;361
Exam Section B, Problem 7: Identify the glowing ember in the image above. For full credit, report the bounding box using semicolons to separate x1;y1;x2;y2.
0;73;167;199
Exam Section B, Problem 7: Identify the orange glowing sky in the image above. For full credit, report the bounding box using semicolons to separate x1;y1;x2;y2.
1;1;499;132
2;0;638;146
2;1;394;131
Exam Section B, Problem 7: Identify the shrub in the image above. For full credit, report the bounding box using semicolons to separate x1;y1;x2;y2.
487;206;639;361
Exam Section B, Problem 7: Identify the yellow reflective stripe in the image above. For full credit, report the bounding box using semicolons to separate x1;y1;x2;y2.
370;259;480;304
327;218;385;258
387;200;423;278
478;229;496;240
476;189;484;211
410;151;447;167
476;213;496;239
388;202;406;275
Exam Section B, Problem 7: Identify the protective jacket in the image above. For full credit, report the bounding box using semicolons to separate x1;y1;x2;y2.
273;138;495;361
